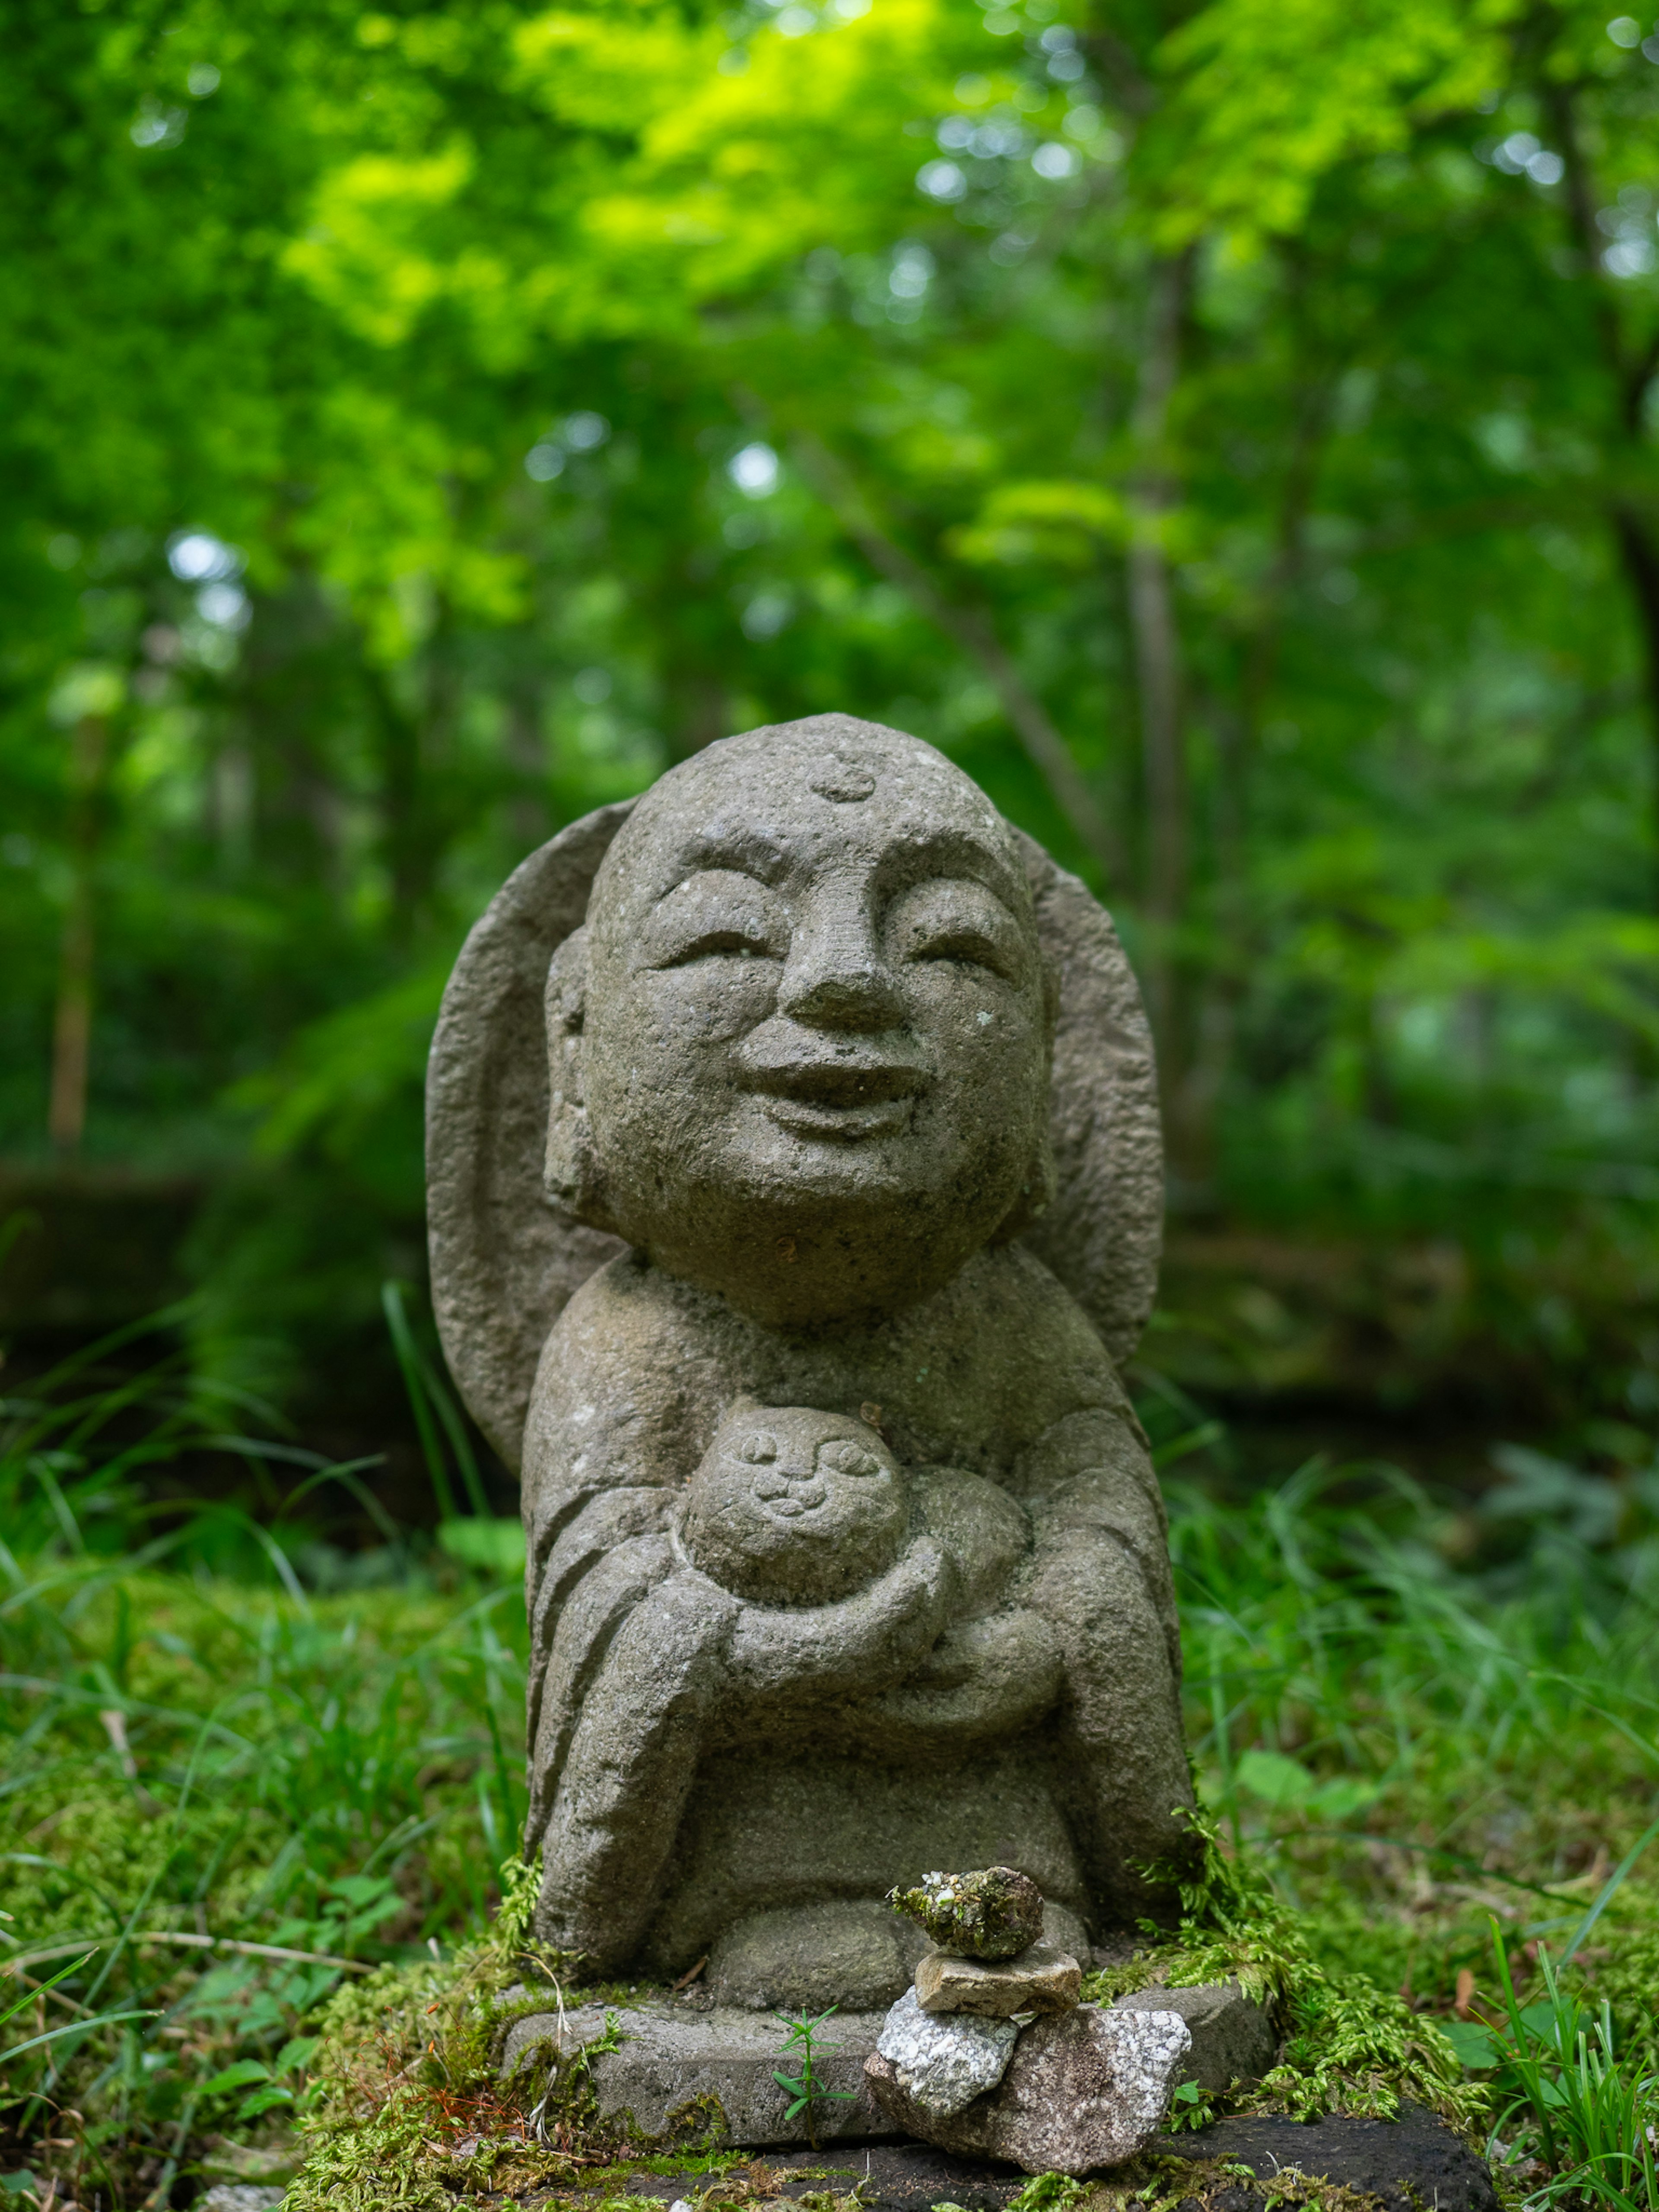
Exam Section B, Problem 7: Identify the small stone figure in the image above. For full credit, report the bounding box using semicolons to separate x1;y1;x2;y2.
887;1866;1045;1960
678;1402;908;1607
427;714;1195;2009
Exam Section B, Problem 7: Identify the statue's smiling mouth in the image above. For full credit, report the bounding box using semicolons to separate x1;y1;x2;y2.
755;1475;828;1517
762;1094;915;1141
740;1042;926;1143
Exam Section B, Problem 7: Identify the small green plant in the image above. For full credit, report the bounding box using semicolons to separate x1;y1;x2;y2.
1478;1920;1659;2210
1166;2079;1216;2131
1004;2175;1086;2212
772;2005;856;2152
0;1942;158;2067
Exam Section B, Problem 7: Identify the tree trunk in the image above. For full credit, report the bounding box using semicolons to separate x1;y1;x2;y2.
368;664;424;937
505;650;550;855
1127;251;1194;1049
1541;73;1659;895
48;712;109;1154
1612;505;1659;879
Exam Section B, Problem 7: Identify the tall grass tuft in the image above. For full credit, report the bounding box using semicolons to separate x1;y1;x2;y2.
1;1318;527;2202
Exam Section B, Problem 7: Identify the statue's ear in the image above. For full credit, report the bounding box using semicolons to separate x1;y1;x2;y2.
544;927;601;1217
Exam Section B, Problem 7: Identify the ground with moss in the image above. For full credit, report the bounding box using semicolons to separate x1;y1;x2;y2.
3;1446;1655;2212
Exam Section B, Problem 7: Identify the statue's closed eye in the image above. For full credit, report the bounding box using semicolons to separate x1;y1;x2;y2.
644;869;785;970
736;1432;779;1464
818;1439;883;1477
883;877;1027;986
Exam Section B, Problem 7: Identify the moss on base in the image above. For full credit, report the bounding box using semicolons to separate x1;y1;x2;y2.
1081;1812;1484;2135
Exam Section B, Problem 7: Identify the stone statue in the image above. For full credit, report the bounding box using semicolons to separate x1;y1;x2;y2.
426;715;1194;2011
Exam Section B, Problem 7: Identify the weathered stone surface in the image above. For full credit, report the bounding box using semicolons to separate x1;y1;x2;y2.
1157;2107;1499;2212
866;2000;1192;2175
1114;1982;1278;2090
429;714;1193;2005
425;804;632;1469
499;1999;892;2146
889;1867;1045;1961
915;1938;1081;2016
707;1897;929;2013
680;1402;909;1607
585;2115;1496;2212
874;1989;1019;2117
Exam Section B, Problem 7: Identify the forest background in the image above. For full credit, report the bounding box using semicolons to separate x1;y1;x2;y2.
10;0;1659;1510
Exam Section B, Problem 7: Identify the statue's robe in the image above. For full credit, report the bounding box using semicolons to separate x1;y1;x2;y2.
520;1243;1193;1975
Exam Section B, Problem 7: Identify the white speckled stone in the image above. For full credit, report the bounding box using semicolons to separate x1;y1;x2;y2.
874;1987;1019;2118
866;2000;1193;2175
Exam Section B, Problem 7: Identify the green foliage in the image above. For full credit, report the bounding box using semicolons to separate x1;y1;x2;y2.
1004;2177;1086;2212
9;0;1659;1448
0;1483;528;2203
1084;1804;1483;2127
1474;1925;1659;2209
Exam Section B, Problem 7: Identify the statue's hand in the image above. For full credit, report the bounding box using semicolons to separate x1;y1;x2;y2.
862;1604;1062;1741
720;1528;954;1702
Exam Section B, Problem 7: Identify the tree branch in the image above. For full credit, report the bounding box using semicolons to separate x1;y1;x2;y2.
788;431;1127;885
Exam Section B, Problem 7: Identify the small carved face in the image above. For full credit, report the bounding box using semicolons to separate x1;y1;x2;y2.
679;1403;907;1606
567;721;1055;1328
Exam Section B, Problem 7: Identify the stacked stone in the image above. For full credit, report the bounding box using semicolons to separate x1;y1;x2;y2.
865;1868;1194;2178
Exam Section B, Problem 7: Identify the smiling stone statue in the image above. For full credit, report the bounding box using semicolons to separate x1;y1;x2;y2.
426;714;1194;2011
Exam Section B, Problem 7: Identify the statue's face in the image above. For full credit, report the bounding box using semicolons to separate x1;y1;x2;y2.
575;724;1053;1327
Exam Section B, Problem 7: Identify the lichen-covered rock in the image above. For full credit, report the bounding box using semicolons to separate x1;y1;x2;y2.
865;2000;1191;2175
887;1868;1045;1961
873;1988;1020;2118
916;1939;1081;2017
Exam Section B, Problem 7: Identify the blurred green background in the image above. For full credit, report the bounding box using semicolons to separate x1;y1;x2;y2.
8;0;1659;1517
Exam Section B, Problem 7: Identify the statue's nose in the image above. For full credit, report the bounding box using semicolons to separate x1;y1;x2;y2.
777;903;903;1033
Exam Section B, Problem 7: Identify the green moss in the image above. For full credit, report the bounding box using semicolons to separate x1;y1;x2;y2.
1081;1811;1486;2133
887;1867;1045;1960
1074;2150;1408;2212
283;1856;610;2212
1575;1922;1659;2059
1006;2176;1088;2212
282;1857;763;2212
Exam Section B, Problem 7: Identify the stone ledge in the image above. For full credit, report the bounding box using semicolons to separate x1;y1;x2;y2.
499;2000;896;2147
513;2110;1495;2212
1156;2107;1498;2212
498;1982;1277;2153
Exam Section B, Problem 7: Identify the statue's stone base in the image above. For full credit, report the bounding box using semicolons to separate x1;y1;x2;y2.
498;1983;1275;2154
500;2000;892;2146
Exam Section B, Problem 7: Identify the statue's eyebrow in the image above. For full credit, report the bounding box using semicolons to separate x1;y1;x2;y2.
879;826;1027;912
665;828;790;887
